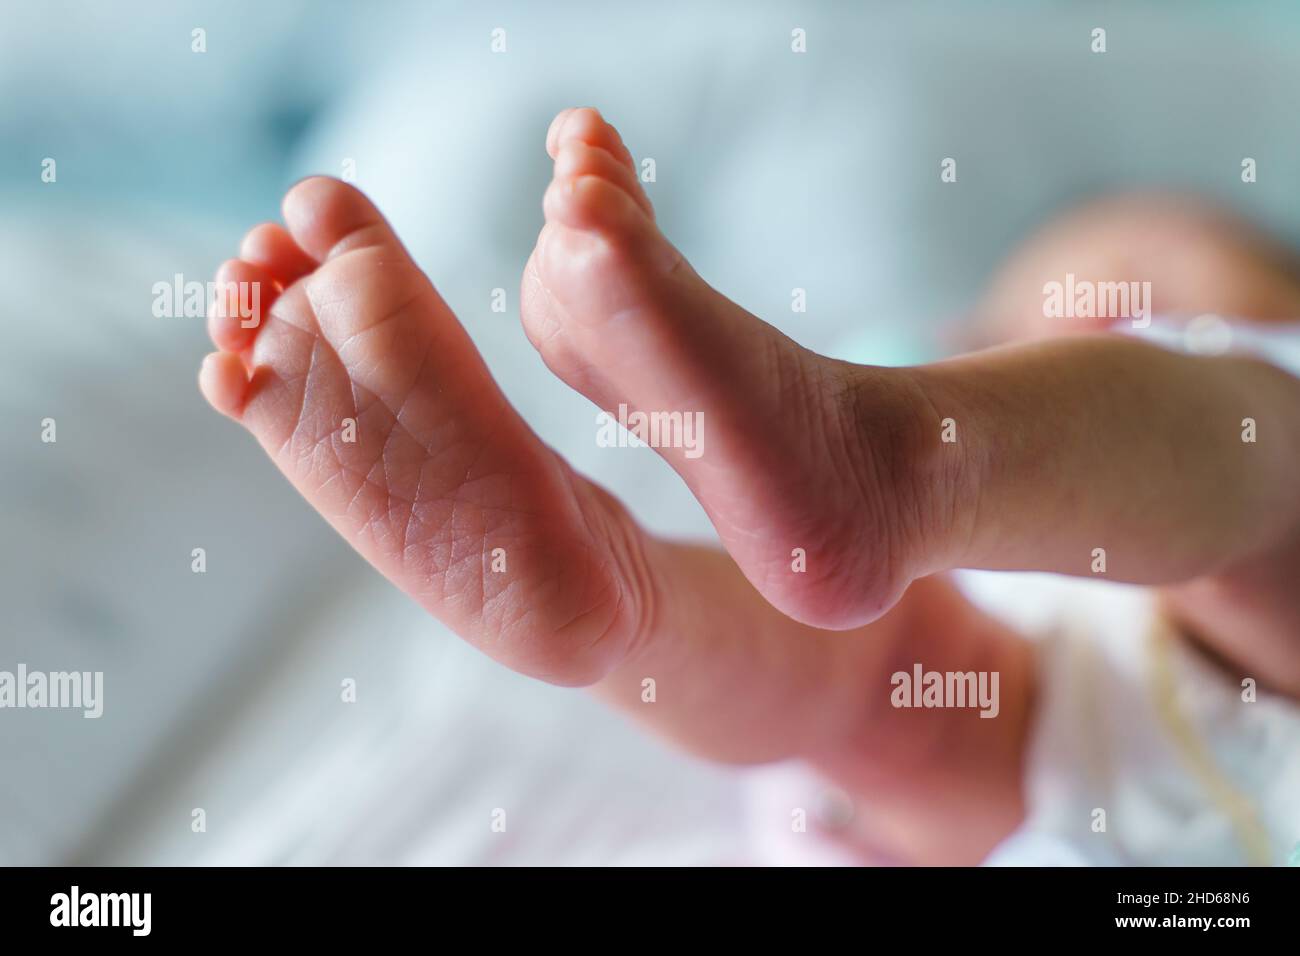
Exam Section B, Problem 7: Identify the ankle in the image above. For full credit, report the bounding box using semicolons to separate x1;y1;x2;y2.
839;361;984;580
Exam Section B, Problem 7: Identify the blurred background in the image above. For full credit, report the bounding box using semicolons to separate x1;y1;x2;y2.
3;0;1299;864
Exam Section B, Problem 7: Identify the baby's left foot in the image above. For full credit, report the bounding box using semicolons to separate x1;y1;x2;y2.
522;109;964;629
198;177;662;686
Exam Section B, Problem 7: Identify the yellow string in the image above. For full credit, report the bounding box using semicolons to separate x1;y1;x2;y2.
1146;615;1273;866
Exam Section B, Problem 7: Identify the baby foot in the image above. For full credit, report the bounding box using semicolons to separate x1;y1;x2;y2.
194;177;1027;783
521;109;966;629
199;177;659;685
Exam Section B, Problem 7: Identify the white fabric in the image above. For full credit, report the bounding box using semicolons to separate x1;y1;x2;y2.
1120;316;1300;376
981;575;1300;866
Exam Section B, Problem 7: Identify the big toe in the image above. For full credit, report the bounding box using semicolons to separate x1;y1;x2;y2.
282;175;402;262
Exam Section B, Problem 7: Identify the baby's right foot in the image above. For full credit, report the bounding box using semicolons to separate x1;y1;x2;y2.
521;108;1300;646
522;109;968;629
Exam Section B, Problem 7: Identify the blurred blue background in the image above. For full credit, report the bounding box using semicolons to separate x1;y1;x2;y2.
3;0;1299;864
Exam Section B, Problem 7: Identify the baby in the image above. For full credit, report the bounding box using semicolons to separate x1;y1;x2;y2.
198;108;1300;865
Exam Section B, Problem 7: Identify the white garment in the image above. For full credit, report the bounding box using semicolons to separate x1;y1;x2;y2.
1115;315;1300;377
983;576;1300;866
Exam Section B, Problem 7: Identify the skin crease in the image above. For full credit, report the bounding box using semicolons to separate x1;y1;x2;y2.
201;109;1300;865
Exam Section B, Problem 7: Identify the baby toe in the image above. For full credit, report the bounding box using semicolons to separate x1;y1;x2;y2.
281;176;402;262
207;258;278;353
239;222;318;288
554;139;652;216
543;173;649;239
198;350;249;419
548;107;636;171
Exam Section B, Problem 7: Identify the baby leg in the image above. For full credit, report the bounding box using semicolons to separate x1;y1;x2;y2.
526;110;1300;694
